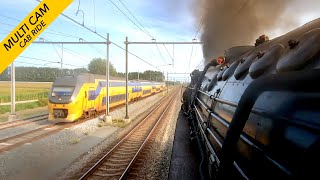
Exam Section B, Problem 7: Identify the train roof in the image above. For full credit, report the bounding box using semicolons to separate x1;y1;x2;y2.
55;73;164;85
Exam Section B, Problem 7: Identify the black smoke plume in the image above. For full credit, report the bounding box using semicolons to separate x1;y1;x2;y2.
195;0;319;64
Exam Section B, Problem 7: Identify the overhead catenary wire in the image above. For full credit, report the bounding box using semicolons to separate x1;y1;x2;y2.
15;61;58;67
56;44;92;61
119;0;173;69
195;58;205;69
108;0;168;71
194;16;203;40
108;0;153;39
187;45;195;72
32;0;168;72
51;44;63;61
19;55;59;64
182;43;196;82
0;16;82;39
82;39;120;66
112;0;171;69
60;6;161;70
39;37;92;62
155;44;167;65
18;55;84;68
117;0;153;39
162;44;174;63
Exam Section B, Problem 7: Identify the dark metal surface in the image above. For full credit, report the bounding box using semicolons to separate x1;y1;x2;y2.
182;18;320;179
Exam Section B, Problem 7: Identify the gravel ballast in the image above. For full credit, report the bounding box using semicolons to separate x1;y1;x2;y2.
127;90;182;180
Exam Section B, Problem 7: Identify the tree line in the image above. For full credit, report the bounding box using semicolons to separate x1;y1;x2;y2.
0;58;165;82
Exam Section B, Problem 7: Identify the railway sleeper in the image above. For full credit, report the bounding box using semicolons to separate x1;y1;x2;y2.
97;167;126;173
107;158;131;163
116;150;139;154
119;145;141;150
104;162;129;167
111;154;135;159
114;151;137;156
129;134;148;138
93;172;123;177
121;142;142;146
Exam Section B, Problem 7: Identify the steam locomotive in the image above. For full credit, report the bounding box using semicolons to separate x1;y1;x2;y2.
182;18;320;179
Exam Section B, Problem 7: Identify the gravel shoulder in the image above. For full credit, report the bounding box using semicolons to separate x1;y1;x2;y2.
0;106;48;123
0;120;51;140
127;88;182;180
0;91;172;180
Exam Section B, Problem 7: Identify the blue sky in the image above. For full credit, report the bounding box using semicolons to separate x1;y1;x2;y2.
0;0;203;82
0;0;319;82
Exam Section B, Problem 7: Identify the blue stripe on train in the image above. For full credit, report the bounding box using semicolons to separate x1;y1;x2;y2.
88;81;138;100
132;87;142;92
88;81;162;101
88;81;105;100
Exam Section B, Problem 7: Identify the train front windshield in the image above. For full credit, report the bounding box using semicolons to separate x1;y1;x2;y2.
51;87;74;97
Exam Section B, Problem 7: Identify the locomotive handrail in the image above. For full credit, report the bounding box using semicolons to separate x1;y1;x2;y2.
194;105;206;125
194;104;248;179
196;97;230;128
198;90;238;107
219;69;320;179
195;97;290;175
198;90;212;97
193;105;219;161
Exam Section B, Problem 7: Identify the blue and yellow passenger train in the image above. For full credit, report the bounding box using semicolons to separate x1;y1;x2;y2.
48;73;165;122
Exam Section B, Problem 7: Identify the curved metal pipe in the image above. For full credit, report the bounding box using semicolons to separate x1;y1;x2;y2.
190;60;218;106
218;69;320;178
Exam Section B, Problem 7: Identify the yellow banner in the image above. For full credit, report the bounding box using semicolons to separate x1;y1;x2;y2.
0;0;73;73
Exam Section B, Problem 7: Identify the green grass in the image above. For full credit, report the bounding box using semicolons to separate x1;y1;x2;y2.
111;119;127;128
0;82;51;103
0;98;48;114
69;137;81;144
97;121;105;127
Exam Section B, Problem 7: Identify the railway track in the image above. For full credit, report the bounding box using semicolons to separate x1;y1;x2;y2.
79;88;178;180
0;114;49;130
0;90;170;154
0;119;87;153
0;91;166;131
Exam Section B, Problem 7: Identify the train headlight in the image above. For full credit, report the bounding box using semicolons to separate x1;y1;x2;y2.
70;96;75;102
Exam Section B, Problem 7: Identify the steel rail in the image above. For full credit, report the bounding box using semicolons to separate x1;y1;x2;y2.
120;91;176;179
79;88;177;179
0;114;49;130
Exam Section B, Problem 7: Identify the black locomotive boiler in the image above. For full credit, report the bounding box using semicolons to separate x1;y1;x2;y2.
182;18;320;179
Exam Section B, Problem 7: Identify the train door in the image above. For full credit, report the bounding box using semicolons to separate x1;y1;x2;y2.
99;87;106;111
133;85;138;100
83;90;87;111
88;87;95;110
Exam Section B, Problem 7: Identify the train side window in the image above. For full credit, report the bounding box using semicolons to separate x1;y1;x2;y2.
85;91;87;98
